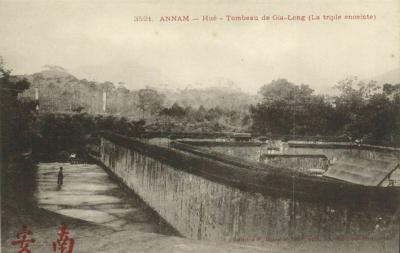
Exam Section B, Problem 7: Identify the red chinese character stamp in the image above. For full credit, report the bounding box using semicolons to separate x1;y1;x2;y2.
52;223;75;253
11;225;36;253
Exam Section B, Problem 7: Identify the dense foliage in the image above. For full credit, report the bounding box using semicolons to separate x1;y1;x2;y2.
0;57;35;154
154;103;248;133
4;60;400;149
250;78;400;146
35;113;146;155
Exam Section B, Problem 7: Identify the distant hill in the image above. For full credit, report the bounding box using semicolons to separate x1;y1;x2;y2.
18;66;258;117
368;68;400;85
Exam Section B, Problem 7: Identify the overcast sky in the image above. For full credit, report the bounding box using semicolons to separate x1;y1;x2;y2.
0;0;399;94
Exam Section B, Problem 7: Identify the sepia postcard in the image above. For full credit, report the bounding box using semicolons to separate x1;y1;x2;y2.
1;0;399;252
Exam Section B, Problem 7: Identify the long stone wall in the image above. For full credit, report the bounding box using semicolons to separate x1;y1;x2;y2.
98;134;399;242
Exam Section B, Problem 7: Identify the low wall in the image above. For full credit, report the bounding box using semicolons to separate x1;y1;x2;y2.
183;140;400;164
286;142;400;162
98;132;399;241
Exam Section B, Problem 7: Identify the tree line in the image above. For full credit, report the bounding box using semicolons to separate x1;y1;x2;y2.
250;78;400;146
3;59;400;151
20;66;256;119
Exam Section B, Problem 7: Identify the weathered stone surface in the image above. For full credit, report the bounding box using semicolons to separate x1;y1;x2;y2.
99;137;398;242
260;155;328;174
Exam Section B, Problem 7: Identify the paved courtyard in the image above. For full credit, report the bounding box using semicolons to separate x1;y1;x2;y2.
34;162;162;232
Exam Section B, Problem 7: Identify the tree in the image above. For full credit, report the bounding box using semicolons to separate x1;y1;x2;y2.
333;77;379;138
251;79;326;135
159;103;186;118
113;85;130;114
205;106;225;121
1;57;33;159
383;83;400;101
99;81;115;92
259;79;314;104
137;88;165;119
195;105;207;122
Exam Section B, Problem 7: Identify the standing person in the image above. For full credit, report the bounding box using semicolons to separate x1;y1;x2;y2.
57;167;64;186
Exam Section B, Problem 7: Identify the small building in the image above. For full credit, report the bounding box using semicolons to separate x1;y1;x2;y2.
231;133;252;142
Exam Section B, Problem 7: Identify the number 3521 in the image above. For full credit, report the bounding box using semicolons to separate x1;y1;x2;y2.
134;16;152;22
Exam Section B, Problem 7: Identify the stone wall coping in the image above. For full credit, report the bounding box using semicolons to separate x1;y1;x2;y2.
99;131;400;207
260;154;328;159
288;141;400;153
